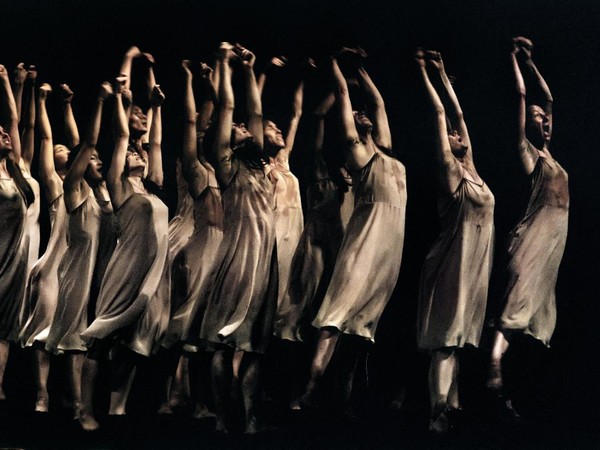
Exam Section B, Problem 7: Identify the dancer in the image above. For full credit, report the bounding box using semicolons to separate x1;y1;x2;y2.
486;37;569;413
258;56;305;309
18;83;71;412
300;52;406;415
160;60;224;418
415;50;495;433
13;64;41;278
79;77;169;430
0;64;35;400
199;42;277;434
44;82;112;419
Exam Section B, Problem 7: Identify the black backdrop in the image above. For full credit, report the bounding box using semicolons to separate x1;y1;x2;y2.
1;0;599;444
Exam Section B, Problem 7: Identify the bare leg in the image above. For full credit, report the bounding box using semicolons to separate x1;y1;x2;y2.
157;374;174;414
240;353;262;434
0;340;9;400
109;361;136;415
33;348;51;412
428;348;457;433
231;350;243;400
487;330;510;389
171;355;190;407
79;357;100;431
447;356;460;409
211;350;233;432
66;352;84;419
301;327;341;405
190;352;215;418
336;338;361;416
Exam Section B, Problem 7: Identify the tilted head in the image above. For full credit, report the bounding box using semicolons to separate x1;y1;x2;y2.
129;105;148;138
526;104;551;147
53;144;71;171
353;110;373;135
447;129;468;159
263;120;285;157
0;125;13;157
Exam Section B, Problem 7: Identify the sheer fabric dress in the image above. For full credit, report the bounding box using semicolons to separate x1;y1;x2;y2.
498;140;568;346
313;151;406;342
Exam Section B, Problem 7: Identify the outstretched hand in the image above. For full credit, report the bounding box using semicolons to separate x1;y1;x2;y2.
425;50;444;71
99;81;113;100
26;65;37;82
513;36;533;58
125;46;142;59
234;43;256;69
269;56;287;68
199;62;213;79
150;84;165;107
414;48;426;68
39;83;52;101
59;83;74;103
0;65;10;83
181;59;193;77
218;42;236;62
14;63;27;84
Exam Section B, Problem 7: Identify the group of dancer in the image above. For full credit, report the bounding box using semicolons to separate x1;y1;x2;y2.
0;37;568;435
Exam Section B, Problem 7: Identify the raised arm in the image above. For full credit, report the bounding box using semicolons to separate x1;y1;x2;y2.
236;44;264;149
0;64;22;163
357;66;391;150
512;37;538;175
145;84;165;187
63;82;112;211
181;60;208;198
282;68;306;155
141;59;156;145
425;51;472;163
119;46;142;91
37;84;63;202
415;50;462;194
20;66;37;171
59;84;80;148
213;42;237;186
331;57;373;171
313;92;335;154
198;62;217;146
107;78;131;209
13;63;27;122
257;56;287;96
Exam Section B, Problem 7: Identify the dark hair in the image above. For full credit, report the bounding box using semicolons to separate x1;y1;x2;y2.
203;123;267;172
5;158;35;206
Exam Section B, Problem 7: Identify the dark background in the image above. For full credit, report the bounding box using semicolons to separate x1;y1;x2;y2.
1;0;599;447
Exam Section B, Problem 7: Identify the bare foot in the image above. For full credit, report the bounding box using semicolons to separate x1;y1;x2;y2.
72;402;81;420
79;411;100;431
192;403;215;419
35;397;49;413
215;417;228;434
486;364;503;389
157;402;173;415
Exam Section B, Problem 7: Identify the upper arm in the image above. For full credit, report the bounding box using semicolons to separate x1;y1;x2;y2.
517;138;538;175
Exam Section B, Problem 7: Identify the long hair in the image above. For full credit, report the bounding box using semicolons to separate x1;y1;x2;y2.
5;158;35;206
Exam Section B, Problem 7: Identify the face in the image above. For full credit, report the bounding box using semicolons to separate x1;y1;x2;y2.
53;145;70;170
126;150;146;173
448;129;468;158
353;111;373;132
526;105;551;143
231;123;253;148
129;106;148;137
85;150;104;182
263;120;285;149
0;126;12;155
